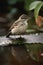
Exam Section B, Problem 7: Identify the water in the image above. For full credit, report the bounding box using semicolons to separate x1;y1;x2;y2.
0;33;43;46
0;34;43;65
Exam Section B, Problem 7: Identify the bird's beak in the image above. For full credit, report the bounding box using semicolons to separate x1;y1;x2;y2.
26;17;31;21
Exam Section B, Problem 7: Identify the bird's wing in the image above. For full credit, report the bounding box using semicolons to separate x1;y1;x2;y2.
9;20;20;31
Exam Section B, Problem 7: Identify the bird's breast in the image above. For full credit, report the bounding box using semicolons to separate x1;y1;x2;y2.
11;21;28;34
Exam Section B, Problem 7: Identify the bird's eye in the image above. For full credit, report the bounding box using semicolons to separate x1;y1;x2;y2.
21;17;24;19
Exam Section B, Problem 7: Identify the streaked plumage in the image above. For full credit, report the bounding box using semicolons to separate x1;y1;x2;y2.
6;14;30;37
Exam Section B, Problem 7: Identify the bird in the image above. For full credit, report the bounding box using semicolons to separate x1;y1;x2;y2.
6;14;30;37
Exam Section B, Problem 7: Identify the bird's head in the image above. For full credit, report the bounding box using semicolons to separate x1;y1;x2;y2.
19;14;31;21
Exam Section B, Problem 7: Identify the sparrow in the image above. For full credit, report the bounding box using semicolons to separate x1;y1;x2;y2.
6;14;30;37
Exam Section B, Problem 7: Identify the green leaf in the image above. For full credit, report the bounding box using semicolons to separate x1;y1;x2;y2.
24;0;34;11
29;1;42;10
34;2;43;19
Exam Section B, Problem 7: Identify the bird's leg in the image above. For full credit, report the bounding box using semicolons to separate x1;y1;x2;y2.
19;35;25;41
19;35;22;38
19;35;24;39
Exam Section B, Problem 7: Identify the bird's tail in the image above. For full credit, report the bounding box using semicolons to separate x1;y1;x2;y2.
6;32;11;37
